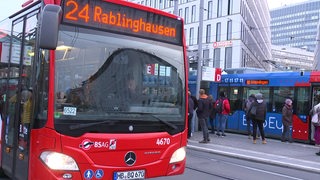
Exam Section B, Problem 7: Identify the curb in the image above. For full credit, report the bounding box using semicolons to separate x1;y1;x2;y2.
187;144;320;174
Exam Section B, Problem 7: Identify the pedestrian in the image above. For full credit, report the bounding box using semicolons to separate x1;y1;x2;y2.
215;91;230;137
310;102;320;156
208;95;216;134
314;122;320;156
244;94;256;139
190;93;198;110
188;91;194;139
281;98;293;143
197;89;211;143
249;93;267;144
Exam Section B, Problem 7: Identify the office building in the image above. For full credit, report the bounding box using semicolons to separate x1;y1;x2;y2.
269;45;313;71
270;0;320;53
128;0;272;71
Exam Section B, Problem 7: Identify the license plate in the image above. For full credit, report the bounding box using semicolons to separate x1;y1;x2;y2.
113;170;145;180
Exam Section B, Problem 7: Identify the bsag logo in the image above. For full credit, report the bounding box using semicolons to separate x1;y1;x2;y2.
94;141;109;148
79;139;94;150
79;139;109;150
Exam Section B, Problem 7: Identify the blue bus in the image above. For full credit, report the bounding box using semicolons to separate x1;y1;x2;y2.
189;71;320;143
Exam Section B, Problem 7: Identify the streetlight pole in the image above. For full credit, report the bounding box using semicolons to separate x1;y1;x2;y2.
196;0;204;99
193;0;204;133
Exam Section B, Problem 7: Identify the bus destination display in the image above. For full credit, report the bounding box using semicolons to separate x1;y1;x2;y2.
245;80;269;85
61;0;183;45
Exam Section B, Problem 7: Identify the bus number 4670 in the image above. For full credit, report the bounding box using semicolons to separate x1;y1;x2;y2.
156;138;170;145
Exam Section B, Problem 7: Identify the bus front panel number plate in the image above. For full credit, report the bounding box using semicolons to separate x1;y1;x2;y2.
114;170;145;180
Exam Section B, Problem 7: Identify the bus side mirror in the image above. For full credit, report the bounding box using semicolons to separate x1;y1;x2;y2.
39;4;62;50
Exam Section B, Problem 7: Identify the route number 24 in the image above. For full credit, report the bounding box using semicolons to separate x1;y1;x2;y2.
65;0;90;22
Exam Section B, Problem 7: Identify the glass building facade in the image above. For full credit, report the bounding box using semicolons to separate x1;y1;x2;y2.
270;0;320;52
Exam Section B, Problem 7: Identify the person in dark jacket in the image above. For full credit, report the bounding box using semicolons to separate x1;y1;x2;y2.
197;89;211;143
208;95;216;134
250;93;267;144
281;98;293;143
191;94;198;110
188;91;195;139
244;94;256;139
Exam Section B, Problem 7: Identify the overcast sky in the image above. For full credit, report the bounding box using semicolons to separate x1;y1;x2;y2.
0;0;311;22
0;0;24;21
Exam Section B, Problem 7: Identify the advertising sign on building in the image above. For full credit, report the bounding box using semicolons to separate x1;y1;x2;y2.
213;40;232;48
201;67;222;82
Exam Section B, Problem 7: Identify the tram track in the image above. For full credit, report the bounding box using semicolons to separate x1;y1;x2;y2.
185;166;238;180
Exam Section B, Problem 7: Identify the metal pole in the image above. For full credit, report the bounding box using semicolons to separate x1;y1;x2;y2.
194;0;204;132
196;0;204;99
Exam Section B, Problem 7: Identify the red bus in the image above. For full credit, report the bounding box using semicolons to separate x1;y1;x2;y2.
0;0;188;179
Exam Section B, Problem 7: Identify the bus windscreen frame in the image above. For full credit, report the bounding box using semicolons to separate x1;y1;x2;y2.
61;0;183;45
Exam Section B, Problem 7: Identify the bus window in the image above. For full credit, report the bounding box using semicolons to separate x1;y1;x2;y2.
53;26;185;136
312;87;320;106
229;87;242;112
296;87;310;115
243;86;261;110
244;87;260;99
273;87;294;113
243;87;270;111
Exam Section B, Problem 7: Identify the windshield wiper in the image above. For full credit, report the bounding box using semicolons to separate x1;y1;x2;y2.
151;115;178;130
69;120;116;130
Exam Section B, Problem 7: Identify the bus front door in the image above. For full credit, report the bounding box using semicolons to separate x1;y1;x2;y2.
1;7;38;180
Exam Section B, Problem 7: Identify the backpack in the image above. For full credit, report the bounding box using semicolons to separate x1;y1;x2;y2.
215;98;224;113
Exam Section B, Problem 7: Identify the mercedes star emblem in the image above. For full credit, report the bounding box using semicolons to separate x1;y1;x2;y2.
124;151;136;166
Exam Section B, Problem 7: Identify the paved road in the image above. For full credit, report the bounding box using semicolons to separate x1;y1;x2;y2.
153;149;320;180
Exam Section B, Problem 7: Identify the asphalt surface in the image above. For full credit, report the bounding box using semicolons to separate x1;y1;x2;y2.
187;131;320;174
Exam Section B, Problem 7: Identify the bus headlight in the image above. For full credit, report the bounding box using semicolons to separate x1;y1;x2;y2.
40;151;79;171
169;147;186;163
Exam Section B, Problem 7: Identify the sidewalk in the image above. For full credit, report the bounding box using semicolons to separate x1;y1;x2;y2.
187;131;320;174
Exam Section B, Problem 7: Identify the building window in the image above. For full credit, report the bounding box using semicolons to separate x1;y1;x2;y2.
225;47;232;69
240;23;243;41
216;22;221;42
185;7;189;23
207;1;213;19
179;8;183;17
184;28;187;41
170;0;174;7
228;0;233;15
191;5;196;22
154;0;158;9
217;0;222;17
206;24;211;43
189;27;194;45
214;48;221;68
203;49;210;66
242;48;246;67
227;20;232;40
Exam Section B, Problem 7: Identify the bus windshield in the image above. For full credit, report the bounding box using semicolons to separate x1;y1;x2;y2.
54;25;185;136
